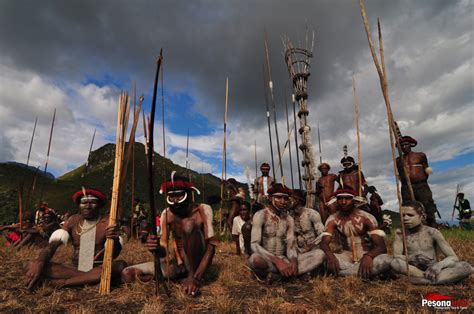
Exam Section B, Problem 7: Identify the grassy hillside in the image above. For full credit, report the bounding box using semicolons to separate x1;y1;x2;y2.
0;142;224;224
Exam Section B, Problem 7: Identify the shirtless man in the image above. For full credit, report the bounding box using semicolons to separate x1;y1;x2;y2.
253;163;274;204
368;186;384;226
121;174;217;297
391;201;473;284
396;136;438;226
320;189;392;278
337;156;368;202
248;184;324;281
290;189;324;254
226;178;245;231
316;163;338;223
16;209;60;250
25;189;125;289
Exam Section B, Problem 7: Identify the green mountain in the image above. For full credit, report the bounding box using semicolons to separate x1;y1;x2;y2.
0;142;223;224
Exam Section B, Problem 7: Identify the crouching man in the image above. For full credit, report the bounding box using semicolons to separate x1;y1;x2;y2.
121;174;217;297
391;201;473;284
248;184;324;282
320;189;392;279
25;189;126;289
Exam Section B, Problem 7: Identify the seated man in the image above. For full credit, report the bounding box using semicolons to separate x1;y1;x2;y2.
0;211;35;247
248;184;323;282
121;174;217;297
16;208;60;250
320;189;392;279
232;201;251;256
25;189;125;289
391;201;473;285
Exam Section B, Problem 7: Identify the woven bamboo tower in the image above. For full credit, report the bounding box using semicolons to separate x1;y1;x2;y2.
284;34;317;207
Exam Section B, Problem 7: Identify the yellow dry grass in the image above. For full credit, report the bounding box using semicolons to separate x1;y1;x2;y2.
0;234;472;313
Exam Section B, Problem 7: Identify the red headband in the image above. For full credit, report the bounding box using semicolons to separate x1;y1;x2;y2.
334;188;356;198
72;189;107;204
159;180;195;194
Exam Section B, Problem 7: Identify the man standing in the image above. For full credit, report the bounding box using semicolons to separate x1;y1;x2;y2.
320;189;392;278
316;163;338;223
121;174;217;297
455;193;472;230
25;189;125;289
337;156;368;201
396;135;438;226
253;163;274;204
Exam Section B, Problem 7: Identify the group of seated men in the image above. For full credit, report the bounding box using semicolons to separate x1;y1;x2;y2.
21;172;473;296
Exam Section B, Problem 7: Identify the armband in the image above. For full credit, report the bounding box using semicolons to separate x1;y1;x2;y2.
367;229;386;237
425;167;433;175
49;229;70;246
322;232;333;237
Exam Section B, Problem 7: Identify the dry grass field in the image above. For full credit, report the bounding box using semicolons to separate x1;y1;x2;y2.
0;230;472;313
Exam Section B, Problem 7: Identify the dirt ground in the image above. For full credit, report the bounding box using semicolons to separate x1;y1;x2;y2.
0;233;472;313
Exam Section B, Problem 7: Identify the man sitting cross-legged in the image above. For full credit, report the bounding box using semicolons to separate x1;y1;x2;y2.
391;200;473;285
290;189;325;277
121;174;217;297
248;184;325;282
320;188;392;279
25;189;126;289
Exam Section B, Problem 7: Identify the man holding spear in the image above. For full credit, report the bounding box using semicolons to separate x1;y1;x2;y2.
121;174;217;297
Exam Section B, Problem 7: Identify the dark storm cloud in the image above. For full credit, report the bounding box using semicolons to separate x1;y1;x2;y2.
0;0;458;127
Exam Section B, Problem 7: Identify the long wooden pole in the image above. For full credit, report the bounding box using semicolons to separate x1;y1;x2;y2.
264;31;284;182
358;0;410;275
21;116;38;223
38;109;56;203
145;50;169;296
219;78;229;234
99;92;129;294
131;83;136;239
352;77;363;197
292;93;303;189
285;92;295;189
263;65;276;179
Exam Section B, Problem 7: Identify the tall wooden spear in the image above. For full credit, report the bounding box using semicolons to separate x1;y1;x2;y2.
352;77;363;197
20;116;38;224
358;0;412;275
186;129;190;179
317;124;322;165
81;128;96;180
285;92;295;189
145;50;169;296
264;31;284;182
38;109;56;203
292;93;303;189
219;78;229;234
131;83;136;239
262;65;276;179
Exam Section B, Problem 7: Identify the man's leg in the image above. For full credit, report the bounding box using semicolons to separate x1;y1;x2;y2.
181;218;206;275
53;260;127;287
241;221;252;255
336;251;359;276
248;253;276;278
371;254;392;275
433;261;474;285
390;255;425;278
297;249;325;275
415;183;438;226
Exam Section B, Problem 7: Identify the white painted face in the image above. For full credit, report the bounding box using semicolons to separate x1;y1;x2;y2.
402;206;422;229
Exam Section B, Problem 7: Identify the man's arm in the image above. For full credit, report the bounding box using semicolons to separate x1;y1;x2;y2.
310;209;325;247
392;229;404;255
26;239;63;289
358;214;387;278
285;216;298;276
320;218;340;274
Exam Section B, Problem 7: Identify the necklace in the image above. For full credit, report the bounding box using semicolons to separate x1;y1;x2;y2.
76;216;101;236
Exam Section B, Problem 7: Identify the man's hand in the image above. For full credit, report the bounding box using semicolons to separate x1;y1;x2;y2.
289;258;298;276
425;264;441;282
182;277;200;297
326;254;340;275
358;254;374;279
26;259;45;290
144;235;166;257
105;224;120;240
273;257;294;278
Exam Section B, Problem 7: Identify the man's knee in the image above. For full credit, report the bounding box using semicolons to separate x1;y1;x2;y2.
121;267;138;283
249;253;268;270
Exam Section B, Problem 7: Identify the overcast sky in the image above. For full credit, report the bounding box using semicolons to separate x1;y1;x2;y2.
0;0;472;222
